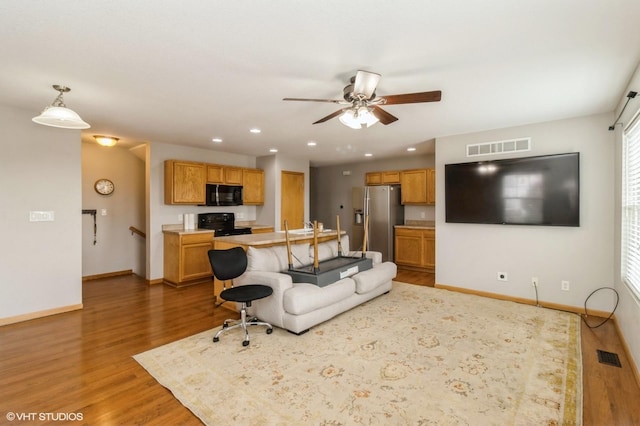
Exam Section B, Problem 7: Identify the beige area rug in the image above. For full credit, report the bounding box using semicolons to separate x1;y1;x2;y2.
134;282;582;425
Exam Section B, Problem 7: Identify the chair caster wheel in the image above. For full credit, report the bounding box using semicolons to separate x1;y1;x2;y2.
222;323;229;329
266;328;273;334
213;337;219;343
242;340;250;347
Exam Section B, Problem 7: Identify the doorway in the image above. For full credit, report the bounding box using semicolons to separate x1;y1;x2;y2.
281;170;304;229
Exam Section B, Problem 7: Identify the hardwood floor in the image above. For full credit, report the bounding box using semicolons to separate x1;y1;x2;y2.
1;272;639;425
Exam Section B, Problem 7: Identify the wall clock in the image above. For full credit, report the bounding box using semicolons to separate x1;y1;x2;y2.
94;178;115;195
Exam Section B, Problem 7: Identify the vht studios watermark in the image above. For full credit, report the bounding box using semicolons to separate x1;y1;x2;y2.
5;412;84;422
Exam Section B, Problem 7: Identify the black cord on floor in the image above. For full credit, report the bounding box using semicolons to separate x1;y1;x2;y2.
581;287;619;329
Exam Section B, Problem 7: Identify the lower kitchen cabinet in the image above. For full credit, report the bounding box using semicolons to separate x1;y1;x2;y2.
163;231;214;287
394;227;435;272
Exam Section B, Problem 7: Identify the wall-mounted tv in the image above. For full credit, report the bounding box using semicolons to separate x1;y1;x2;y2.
445;152;580;226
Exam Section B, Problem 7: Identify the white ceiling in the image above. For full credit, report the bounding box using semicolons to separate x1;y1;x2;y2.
1;1;639;166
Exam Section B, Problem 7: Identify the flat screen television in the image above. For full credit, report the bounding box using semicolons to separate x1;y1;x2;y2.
445;152;580;226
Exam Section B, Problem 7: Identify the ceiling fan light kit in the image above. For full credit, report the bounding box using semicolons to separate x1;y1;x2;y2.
284;70;441;129
32;85;90;130
339;106;379;129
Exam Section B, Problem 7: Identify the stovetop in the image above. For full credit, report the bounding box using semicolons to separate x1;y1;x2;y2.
197;212;252;236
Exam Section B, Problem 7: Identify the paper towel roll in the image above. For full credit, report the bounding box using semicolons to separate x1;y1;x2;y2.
184;213;195;230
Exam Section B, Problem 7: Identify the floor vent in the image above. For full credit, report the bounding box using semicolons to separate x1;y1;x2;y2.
597;349;622;368
466;137;531;157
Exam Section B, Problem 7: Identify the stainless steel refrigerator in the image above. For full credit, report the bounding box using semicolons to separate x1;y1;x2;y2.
351;185;404;262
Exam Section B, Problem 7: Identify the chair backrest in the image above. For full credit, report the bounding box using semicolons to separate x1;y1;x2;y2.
208;247;248;281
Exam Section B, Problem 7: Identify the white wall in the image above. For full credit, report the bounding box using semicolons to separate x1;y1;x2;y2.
613;61;640;373
436;113;615;311
81;142;145;277
147;142;258;281
0;105;82;321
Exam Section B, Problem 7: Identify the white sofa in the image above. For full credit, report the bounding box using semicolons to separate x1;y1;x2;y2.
235;235;397;334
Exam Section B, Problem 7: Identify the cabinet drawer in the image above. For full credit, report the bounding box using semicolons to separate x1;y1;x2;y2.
422;229;435;238
181;232;213;245
395;227;423;237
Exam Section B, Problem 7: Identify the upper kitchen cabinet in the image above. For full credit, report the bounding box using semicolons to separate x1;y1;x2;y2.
242;168;265;205
207;164;243;185
165;160;206;205
400;168;435;205
365;170;401;185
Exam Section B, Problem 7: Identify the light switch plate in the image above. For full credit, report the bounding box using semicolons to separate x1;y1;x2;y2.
29;211;55;222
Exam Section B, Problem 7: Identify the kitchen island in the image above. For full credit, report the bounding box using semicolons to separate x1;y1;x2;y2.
213;229;345;250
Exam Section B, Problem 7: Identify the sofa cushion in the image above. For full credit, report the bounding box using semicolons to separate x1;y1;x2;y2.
352;261;397;294
283;278;355;315
247;243;310;273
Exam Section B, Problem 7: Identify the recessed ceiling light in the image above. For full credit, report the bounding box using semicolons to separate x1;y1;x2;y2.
364;153;373;157
212;138;222;143
250;128;261;134
307;141;317;146
269;148;278;153
407;147;416;152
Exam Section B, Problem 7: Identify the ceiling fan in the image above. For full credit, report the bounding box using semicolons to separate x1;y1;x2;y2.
283;70;441;129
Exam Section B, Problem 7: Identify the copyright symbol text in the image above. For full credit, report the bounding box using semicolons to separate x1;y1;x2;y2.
6;412;16;421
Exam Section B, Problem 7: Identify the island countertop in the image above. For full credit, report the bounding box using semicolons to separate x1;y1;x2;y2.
213;229;345;249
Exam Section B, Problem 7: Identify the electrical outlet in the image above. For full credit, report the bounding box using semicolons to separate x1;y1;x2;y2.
178;214;183;222
531;277;539;287
497;272;508;281
561;280;570;291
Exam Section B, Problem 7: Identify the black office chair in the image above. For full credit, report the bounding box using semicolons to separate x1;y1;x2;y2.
208;247;273;346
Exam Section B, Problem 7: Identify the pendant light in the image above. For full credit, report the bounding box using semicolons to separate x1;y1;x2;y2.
32;85;90;129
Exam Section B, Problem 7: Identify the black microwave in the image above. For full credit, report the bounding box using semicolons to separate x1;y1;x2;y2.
205;184;243;206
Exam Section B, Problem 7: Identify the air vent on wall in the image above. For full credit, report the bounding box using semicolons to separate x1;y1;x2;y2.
466;137;531;157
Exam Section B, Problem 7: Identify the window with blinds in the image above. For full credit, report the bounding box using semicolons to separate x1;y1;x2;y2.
622;111;640;300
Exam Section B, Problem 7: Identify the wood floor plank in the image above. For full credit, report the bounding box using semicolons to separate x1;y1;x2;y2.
1;273;639;425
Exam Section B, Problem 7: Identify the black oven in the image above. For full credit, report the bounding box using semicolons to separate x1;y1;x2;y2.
198;212;252;236
205;184;243;206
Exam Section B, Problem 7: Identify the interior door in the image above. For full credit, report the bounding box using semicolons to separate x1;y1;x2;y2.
281;170;304;230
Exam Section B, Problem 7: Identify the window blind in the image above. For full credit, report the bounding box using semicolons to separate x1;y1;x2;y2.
622;111;640;300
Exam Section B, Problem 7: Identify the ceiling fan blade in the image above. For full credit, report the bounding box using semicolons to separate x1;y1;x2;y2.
313;109;347;124
381;90;442;105
353;70;381;99
371;106;398;125
283;97;344;104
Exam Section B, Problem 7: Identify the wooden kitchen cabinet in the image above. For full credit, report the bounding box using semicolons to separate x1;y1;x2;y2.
400;168;435;205
207;164;243;185
242;168;265;205
365;170;401;185
164;160;206;205
163;231;214;287
394;227;435;271
206;164;224;183
224;166;243;185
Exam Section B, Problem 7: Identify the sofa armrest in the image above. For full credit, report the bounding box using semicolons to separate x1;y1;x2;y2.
345;250;383;265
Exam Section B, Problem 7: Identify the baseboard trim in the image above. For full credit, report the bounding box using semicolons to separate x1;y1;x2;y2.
148;278;164;285
434;282;611;317
613;317;640;391
0;304;83;326
83;270;133;281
